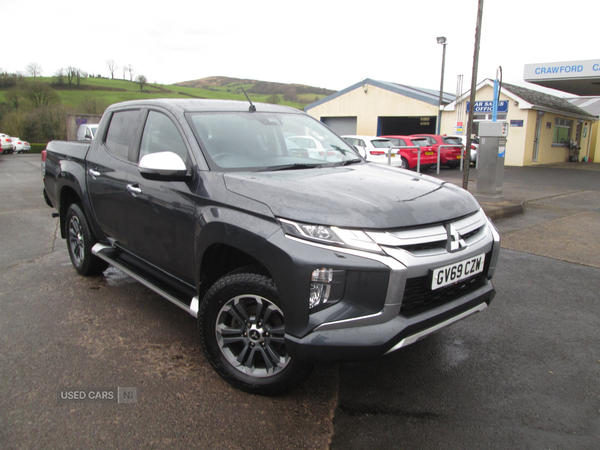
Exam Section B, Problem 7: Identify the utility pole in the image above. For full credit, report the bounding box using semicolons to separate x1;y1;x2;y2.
463;0;484;190
436;37;447;135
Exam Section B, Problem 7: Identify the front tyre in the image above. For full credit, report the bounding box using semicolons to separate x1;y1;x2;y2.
198;271;312;395
65;203;108;276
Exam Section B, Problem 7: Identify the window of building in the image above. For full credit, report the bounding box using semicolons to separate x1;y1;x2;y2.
553;118;573;145
473;114;507;121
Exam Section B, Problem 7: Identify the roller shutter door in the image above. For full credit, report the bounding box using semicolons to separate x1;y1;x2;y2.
321;117;357;136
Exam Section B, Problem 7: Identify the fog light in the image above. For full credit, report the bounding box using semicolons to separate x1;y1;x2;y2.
311;268;333;283
309;268;333;309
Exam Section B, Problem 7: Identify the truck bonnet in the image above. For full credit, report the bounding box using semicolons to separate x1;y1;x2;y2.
222;163;480;229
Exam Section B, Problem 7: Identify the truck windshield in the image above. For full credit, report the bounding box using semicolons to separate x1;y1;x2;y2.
187;112;362;171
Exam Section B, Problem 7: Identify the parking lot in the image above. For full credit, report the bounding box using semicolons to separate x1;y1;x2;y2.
1;154;599;449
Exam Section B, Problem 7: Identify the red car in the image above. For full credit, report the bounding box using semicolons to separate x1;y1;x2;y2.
379;135;438;170
410;134;463;168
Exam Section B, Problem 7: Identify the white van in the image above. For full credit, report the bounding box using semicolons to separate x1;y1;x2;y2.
77;124;99;141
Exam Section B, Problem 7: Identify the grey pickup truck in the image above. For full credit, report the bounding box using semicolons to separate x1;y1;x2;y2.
42;98;500;395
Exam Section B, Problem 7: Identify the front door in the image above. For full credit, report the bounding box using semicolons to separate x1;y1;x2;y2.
125;110;198;285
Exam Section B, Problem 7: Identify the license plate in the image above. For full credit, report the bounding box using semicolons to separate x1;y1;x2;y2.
431;254;485;290
457;155;462;159
424;151;434;155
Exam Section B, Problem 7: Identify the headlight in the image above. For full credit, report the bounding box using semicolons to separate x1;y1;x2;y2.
279;218;382;253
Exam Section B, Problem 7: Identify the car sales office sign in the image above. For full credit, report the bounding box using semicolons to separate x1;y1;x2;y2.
466;101;509;113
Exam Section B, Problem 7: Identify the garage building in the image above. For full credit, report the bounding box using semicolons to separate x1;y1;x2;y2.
305;79;454;137
306;75;598;166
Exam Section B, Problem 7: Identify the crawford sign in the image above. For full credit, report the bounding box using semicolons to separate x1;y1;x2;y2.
524;59;600;80
523;59;600;95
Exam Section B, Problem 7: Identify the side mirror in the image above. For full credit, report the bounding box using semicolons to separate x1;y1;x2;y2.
138;151;190;181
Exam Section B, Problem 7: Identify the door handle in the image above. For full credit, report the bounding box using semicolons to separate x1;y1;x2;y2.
88;169;101;178
126;184;142;196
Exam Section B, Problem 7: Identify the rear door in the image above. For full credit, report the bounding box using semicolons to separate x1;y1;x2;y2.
87;109;143;249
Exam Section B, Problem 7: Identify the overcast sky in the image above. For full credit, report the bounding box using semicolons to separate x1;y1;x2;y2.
4;0;597;97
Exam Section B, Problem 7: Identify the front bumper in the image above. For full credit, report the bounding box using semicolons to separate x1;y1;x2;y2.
282;209;500;363
286;280;494;362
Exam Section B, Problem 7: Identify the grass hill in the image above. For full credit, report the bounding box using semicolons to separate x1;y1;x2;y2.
0;75;336;144
0;75;334;112
176;76;335;105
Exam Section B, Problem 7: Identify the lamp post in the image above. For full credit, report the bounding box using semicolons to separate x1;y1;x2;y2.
436;36;447;135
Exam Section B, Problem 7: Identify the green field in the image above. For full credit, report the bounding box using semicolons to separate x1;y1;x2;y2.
0;76;329;111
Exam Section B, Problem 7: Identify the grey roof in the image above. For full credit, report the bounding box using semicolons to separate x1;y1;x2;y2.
566;97;600;117
109;98;301;114
305;78;455;111
502;82;597;119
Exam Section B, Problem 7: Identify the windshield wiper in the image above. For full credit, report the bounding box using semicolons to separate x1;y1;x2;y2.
262;163;322;172
339;158;363;166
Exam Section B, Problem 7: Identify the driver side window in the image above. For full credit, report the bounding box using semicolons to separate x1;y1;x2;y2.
139;111;188;163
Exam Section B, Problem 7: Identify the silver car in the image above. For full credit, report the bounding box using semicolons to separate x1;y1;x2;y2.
446;134;478;164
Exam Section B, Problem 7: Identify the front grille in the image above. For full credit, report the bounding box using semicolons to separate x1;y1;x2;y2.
461;227;482;241
400;240;446;252
399;251;492;317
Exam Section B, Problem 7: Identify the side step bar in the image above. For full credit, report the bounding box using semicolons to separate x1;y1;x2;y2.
92;243;199;318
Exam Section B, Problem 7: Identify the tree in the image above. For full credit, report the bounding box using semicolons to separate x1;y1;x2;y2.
79;94;106;115
5;87;23;110
23;82;60;108
64;67;86;85
107;60;117;79
0;83;66;142
136;75;148;92
267;94;280;104
4;82;61;111
283;86;298;102
66;66;77;85
75;69;87;85
54;68;65;85
25;62;43;79
125;64;134;82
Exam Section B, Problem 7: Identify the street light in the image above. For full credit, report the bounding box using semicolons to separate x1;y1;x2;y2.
436;36;447;135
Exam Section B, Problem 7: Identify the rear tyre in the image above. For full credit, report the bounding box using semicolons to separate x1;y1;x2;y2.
400;157;409;170
65;203;108;276
198;271;312;395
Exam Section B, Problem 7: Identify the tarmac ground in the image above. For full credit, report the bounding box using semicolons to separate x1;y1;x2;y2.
433;161;600;269
2;154;599;449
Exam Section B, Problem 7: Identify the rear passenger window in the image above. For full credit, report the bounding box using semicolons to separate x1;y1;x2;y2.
104;110;141;160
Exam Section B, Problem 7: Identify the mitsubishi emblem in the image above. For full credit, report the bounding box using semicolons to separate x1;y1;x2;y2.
446;224;466;252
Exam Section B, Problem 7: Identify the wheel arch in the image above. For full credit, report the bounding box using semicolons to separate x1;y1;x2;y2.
198;243;271;301
59;186;83;239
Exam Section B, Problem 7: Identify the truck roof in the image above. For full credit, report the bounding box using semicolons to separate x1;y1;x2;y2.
108;98;303;114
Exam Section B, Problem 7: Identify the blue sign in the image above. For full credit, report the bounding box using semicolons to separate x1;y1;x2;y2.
510;120;523;127
466;101;509;113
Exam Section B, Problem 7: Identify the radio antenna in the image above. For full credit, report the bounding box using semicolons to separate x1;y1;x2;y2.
240;87;256;112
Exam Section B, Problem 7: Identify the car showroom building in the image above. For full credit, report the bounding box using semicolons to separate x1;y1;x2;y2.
440;79;596;166
305;60;599;166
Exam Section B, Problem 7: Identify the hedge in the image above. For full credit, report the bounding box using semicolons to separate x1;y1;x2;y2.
29;143;47;154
